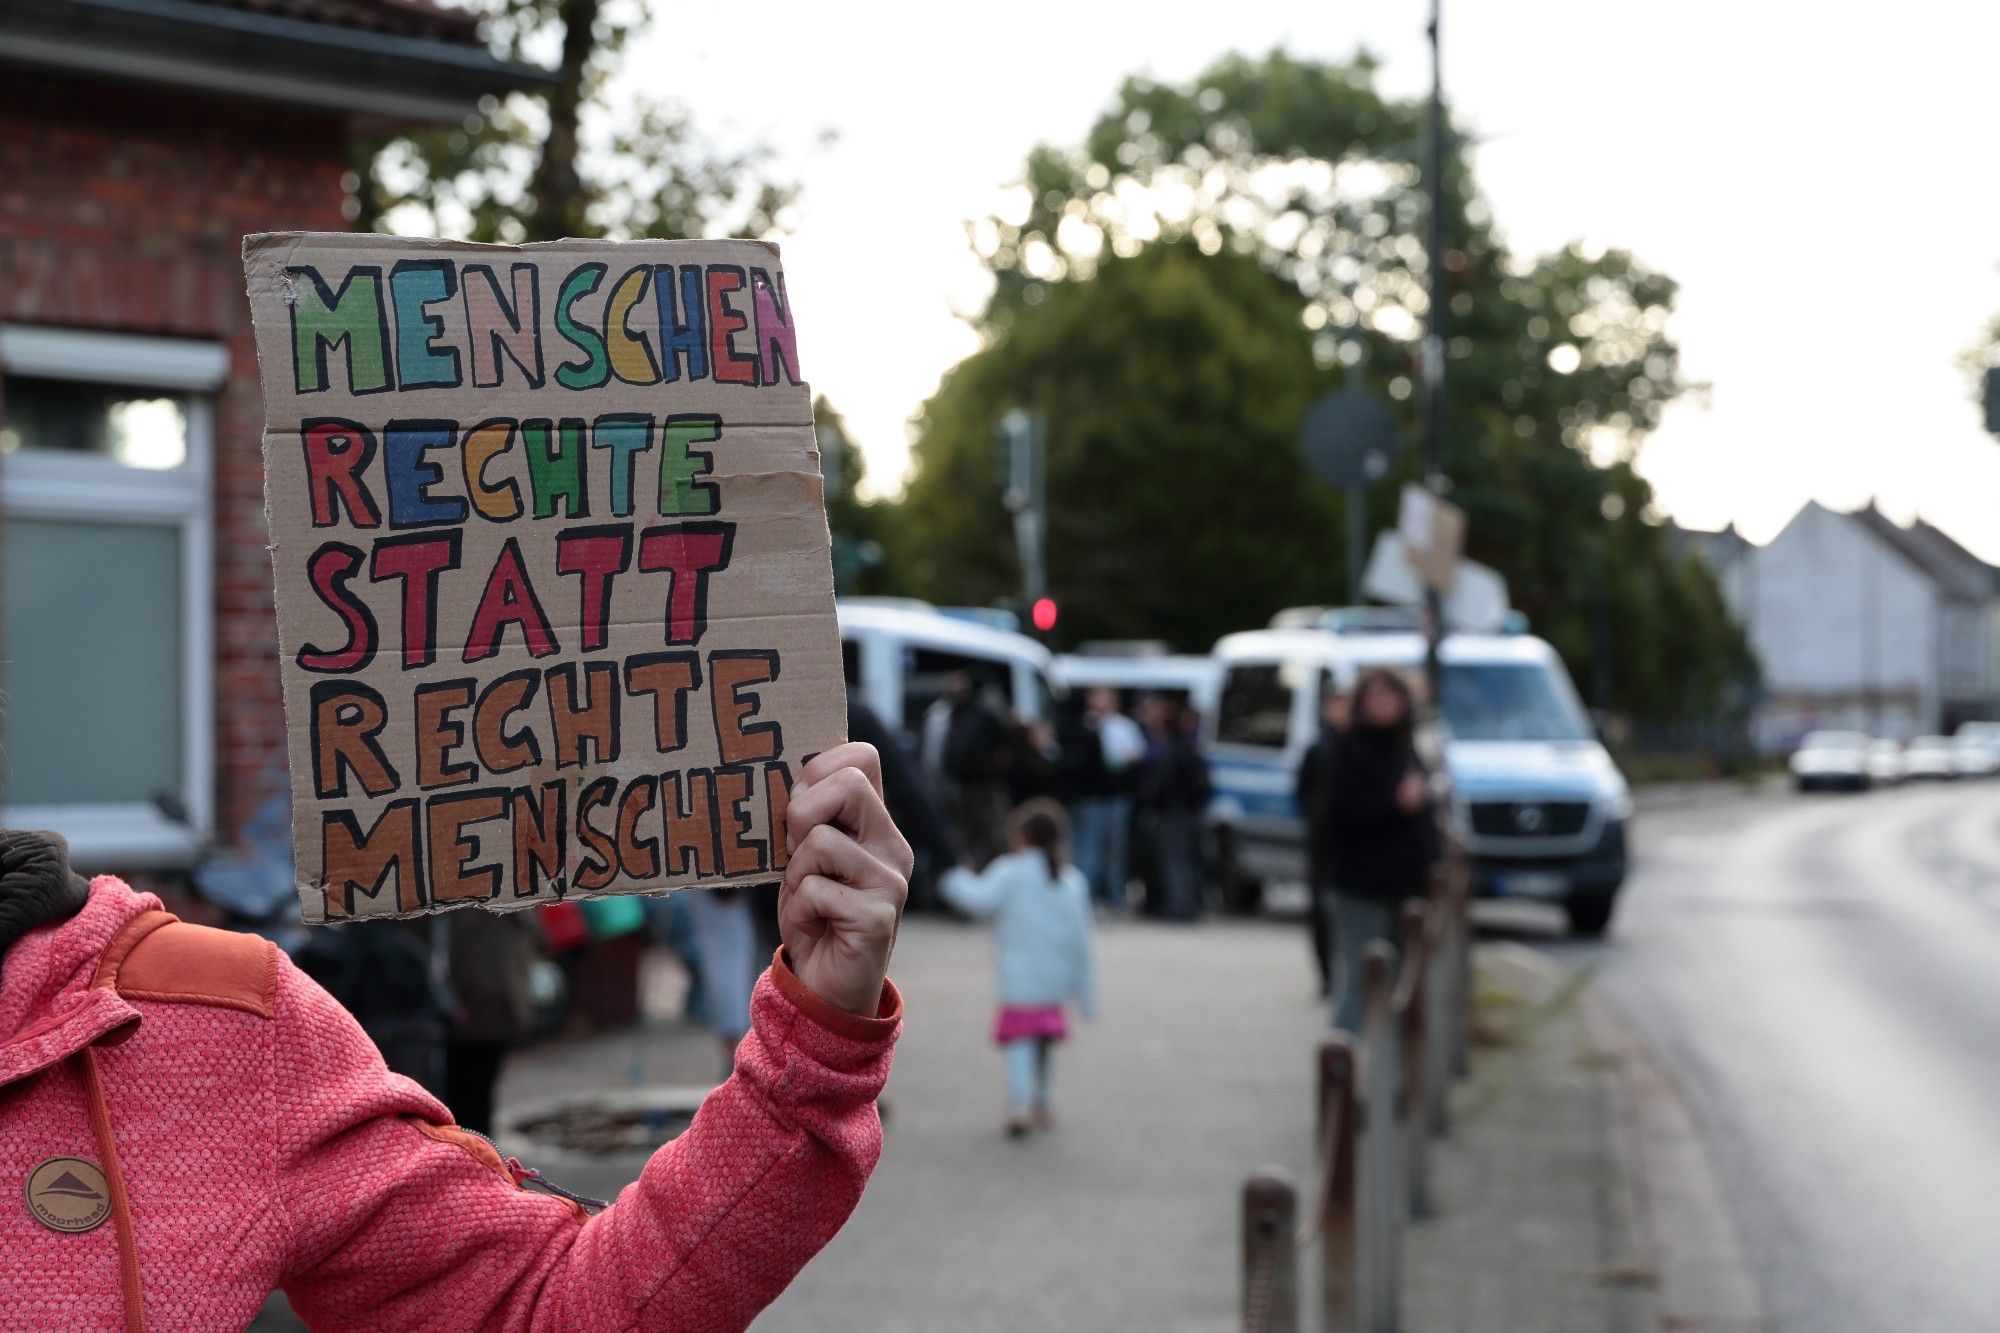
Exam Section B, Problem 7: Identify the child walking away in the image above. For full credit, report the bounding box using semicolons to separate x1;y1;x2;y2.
942;800;1098;1138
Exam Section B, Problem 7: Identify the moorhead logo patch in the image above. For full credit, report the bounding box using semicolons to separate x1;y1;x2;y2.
25;1158;110;1234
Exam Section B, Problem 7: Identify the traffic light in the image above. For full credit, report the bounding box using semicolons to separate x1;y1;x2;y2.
1031;596;1058;634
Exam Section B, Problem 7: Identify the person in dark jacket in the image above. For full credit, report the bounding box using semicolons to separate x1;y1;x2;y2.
924;672;1012;867
441;907;544;1134
1308;668;1437;1030
848;692;959;913
1136;694;1210;921
1295;688;1349;996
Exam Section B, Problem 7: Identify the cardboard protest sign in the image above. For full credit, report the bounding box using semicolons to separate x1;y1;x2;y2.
243;233;842;923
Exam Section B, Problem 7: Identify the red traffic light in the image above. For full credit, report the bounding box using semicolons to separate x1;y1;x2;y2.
1031;597;1058;633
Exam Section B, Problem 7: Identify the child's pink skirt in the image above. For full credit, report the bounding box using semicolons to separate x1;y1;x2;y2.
993;1004;1069;1044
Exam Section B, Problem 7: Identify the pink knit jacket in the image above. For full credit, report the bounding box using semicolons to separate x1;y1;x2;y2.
0;877;901;1331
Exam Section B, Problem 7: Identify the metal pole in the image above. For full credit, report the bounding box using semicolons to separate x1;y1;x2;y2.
1862;509;1879;731
1000;408;1049;622
1359;942;1401;1333
1319;1036;1359;1333
1347;484;1366;603
1398;897;1433;1219
1241;1169;1299;1333
1421;0;1447;704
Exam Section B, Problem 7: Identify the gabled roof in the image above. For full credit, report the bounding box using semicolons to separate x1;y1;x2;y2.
1904;518;2000;600
1850;504;1995;603
1667;520;1753;570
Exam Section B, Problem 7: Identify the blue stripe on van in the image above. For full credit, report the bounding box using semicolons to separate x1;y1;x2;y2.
1208;755;1299;819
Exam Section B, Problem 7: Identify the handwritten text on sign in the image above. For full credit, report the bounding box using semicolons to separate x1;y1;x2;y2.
244;235;843;923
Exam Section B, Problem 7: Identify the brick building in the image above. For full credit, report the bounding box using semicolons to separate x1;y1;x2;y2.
0;0;538;870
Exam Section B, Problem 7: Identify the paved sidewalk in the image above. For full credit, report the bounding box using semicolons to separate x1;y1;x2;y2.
468;918;1762;1332
754;915;1326;1333
1403;944;1767;1333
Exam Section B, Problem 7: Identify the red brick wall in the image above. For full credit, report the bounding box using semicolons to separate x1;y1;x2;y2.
0;68;353;848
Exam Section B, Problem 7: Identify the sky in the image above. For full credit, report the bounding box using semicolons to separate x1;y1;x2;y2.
626;2;2000;558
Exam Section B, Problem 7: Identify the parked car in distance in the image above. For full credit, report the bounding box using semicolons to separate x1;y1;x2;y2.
1866;739;1906;787
1953;720;2000;747
1951;732;2000;779
1903;736;1958;781
1789;731;1872;791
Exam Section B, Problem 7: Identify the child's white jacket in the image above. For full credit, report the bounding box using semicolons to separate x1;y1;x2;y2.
942;851;1098;1017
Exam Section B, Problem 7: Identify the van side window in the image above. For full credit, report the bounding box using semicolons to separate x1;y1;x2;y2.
903;649;1011;735
1216;665;1292;748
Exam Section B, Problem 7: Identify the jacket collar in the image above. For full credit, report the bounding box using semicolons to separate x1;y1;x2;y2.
0;879;155;1090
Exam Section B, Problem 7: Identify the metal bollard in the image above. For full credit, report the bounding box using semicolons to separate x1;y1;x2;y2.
1358;941;1401;1333
1316;1035;1359;1333
1450;857;1473;1078
1398;897;1434;1220
1423;904;1453;1139
1241;1168;1299;1333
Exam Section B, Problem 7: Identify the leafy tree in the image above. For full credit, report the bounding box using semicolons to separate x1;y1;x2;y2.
895;241;1344;649
901;48;1749;720
816;397;893;595
357;0;802;242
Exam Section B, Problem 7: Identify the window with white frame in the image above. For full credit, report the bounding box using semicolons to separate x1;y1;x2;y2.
0;325;223;868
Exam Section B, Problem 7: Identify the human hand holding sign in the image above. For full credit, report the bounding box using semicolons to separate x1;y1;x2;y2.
780;742;913;1016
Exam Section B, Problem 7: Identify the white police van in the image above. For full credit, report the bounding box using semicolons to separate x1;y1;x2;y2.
1204;615;1632;935
1052;649;1220;715
837;598;1058;749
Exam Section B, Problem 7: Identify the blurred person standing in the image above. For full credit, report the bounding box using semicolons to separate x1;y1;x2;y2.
683;887;763;1079
923;672;1011;866
850;691;959;911
1136;694;1210;921
1006;716;1062;805
441;908;544;1135
1315;669;1437;1031
1295;688;1350;996
1070;688;1146;909
941;800;1098;1137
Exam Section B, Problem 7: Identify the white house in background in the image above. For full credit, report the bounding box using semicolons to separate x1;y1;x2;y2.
1676;503;1999;750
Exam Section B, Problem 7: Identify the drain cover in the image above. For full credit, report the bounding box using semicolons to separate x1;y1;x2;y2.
512;1101;699;1157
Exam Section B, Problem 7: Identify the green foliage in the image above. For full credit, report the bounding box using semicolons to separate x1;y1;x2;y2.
816;396;893;595
898;48;1751;721
357;0;801;243
895;241;1345;649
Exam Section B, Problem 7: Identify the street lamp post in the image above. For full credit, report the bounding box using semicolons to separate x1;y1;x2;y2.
1420;0;1448;705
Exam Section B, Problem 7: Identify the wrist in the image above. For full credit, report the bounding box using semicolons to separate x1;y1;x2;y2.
770;948;901;1041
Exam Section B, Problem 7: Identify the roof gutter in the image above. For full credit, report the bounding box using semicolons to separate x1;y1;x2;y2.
0;0;554;124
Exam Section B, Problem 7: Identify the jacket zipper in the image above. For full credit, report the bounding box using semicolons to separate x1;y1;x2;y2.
460;1128;610;1213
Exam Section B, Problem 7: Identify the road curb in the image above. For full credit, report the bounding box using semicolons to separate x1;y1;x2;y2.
1488;942;1771;1331
1632;776;1784;813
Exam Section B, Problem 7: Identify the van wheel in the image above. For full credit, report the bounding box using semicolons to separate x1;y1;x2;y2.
1222;871;1265;916
1565;895;1615;938
1206;829;1263;915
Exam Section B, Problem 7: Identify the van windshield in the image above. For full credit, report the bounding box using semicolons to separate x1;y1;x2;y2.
1215;664;1295;748
1441;662;1591;743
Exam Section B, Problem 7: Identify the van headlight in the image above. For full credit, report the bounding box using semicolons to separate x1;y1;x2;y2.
1602;789;1634;821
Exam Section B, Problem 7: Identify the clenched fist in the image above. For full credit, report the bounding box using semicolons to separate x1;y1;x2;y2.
779;742;912;1016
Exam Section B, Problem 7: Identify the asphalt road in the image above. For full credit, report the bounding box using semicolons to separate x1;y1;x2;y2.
1497;780;2000;1333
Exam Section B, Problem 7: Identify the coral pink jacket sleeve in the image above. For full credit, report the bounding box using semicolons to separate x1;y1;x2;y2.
275;946;900;1333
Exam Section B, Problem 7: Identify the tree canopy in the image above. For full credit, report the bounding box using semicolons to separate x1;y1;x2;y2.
895;49;1753;721
894;241;1342;649
356;0;802;243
